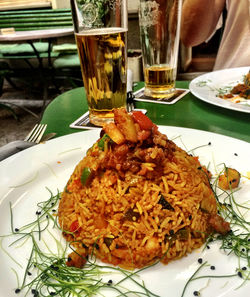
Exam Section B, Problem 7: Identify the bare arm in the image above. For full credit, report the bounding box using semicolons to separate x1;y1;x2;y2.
181;0;226;47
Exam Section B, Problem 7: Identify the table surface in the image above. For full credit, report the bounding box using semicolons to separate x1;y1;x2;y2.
41;81;250;143
0;28;74;42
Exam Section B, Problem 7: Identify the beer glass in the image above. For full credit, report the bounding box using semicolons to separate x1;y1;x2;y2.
139;0;182;99
70;0;128;126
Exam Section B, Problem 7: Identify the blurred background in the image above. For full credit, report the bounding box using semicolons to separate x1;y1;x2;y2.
0;0;224;146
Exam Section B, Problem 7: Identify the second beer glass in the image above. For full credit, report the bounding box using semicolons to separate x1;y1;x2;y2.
71;0;128;126
139;0;182;99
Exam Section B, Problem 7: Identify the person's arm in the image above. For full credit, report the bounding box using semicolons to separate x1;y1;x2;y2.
181;0;226;47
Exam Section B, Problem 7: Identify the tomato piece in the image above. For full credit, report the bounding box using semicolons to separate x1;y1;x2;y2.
132;111;153;130
69;220;79;232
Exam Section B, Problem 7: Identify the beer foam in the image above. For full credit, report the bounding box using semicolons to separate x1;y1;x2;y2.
76;27;127;36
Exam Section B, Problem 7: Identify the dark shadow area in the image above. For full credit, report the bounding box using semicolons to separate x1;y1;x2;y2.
0;71;83;146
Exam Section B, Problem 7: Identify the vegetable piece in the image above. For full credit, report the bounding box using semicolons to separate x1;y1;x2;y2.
104;237;113;247
81;167;93;186
98;133;111;150
145;237;160;253
114;108;137;142
208;214;230;235
158;194;175;211
122;208;140;222
103;122;125;144
69;220;79;233
132;111;153;130
218;167;241;190
165;228;189;241
200;192;217;214
176;228;189;240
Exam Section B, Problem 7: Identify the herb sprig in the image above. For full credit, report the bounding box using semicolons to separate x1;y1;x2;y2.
1;190;159;297
180;163;250;296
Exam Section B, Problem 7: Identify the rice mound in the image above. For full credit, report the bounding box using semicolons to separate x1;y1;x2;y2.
58;111;222;269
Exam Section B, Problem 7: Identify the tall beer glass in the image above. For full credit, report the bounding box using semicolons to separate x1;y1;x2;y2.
139;0;182;99
71;0;128;126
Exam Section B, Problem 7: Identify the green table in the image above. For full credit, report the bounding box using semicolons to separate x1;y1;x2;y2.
41;81;250;143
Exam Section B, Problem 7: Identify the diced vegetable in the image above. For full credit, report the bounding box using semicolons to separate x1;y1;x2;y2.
200;192;217;214
165;228;189;242
98;133;111;150
132;111;153;130
158;194;175;211
104;237;113;247
122;208;140;222
176;228;189;240
81;167;93;186
218;167;241;190
69;220;79;232
103;122;125;144
114;108;137;142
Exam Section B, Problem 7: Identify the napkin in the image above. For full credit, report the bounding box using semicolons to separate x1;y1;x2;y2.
0;141;35;162
127;69;133;92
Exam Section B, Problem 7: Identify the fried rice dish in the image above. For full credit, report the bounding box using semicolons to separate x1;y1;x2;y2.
58;108;230;269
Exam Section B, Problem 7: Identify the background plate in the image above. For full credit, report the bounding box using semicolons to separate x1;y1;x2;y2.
189;67;250;113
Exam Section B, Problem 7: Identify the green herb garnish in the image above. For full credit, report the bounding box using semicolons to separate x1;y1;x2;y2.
0;189;159;297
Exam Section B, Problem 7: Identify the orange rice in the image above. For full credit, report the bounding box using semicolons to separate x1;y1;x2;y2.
58;111;226;269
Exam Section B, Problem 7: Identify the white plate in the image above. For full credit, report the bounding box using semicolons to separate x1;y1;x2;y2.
189;67;250;113
0;128;249;297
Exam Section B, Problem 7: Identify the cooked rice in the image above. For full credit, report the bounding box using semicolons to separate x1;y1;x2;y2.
58;119;220;269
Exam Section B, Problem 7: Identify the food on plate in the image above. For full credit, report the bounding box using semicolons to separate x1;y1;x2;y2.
58;108;230;269
218;167;241;190
219;71;250;100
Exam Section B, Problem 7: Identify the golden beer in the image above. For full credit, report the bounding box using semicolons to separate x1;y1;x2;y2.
144;65;175;98
139;0;182;99
75;28;127;126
